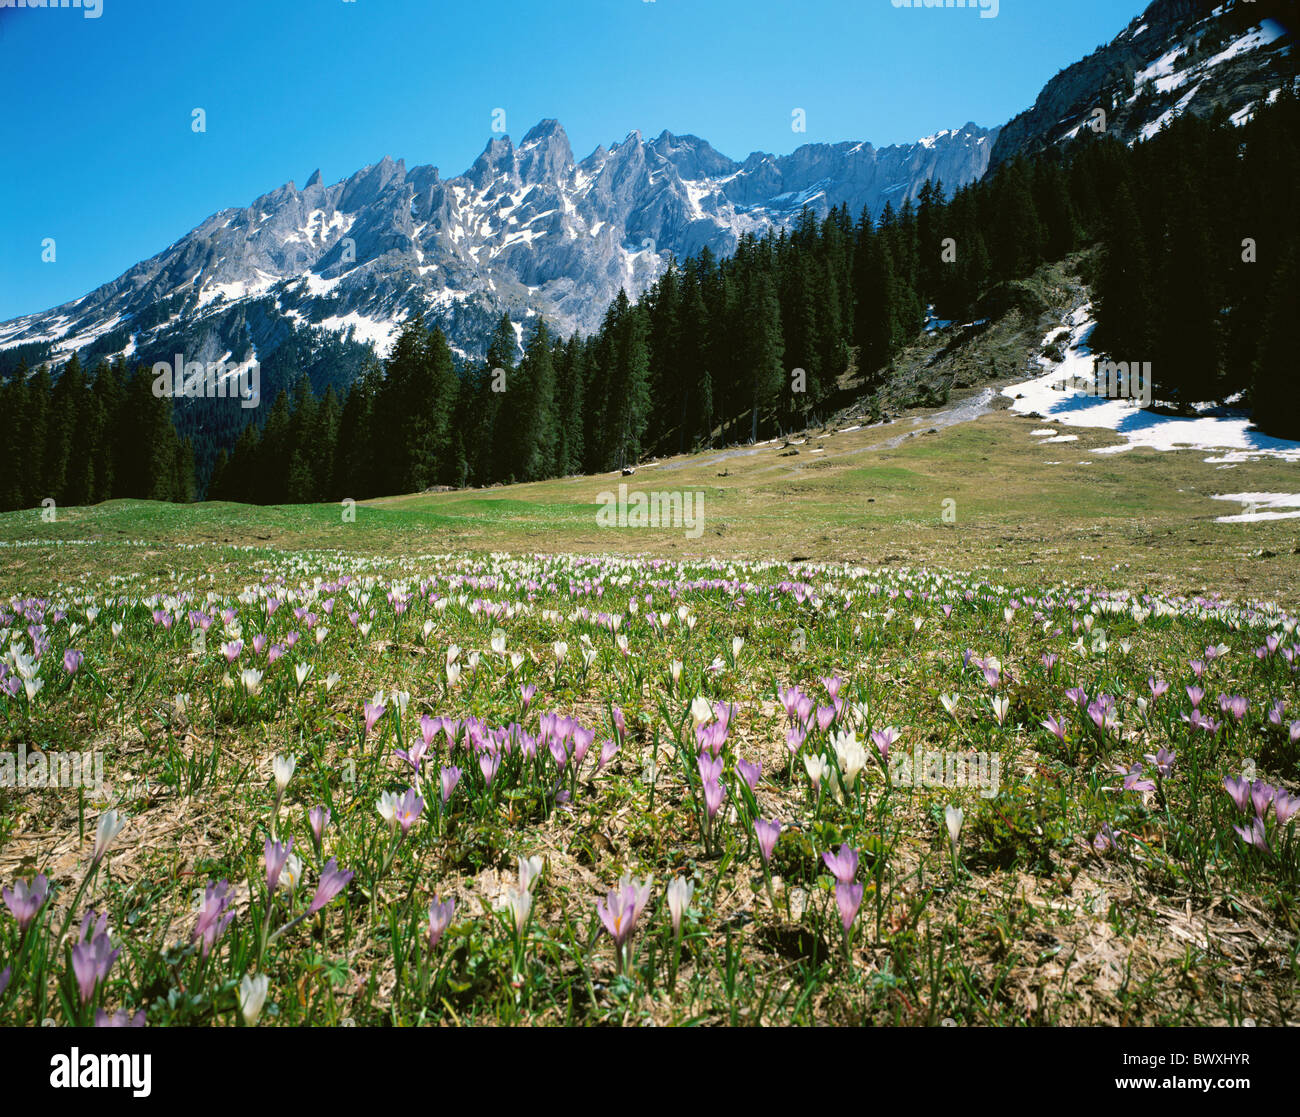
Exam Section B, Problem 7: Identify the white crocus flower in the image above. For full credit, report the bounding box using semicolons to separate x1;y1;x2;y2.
239;974;270;1026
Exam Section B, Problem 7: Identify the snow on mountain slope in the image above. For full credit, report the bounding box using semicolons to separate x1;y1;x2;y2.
0;119;997;369
990;0;1297;167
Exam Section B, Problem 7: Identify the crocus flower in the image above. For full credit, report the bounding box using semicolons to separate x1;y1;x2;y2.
1274;790;1299;825
1092;824;1119;853
63;649;83;676
239;973;270;1026
478;749;501;787
504;885;532;936
733;759;759;795
597;883;641;955
870;726;899;760
92;809;126;866
308;806;330;853
703;778;726;819
264;838;293;893
804;753;829;791
2;873;49;932
440;765;462;805
822;844;858;885
1234;817;1269;852
308;859;353;915
1250;780;1275;819
363;702;386;736
71;911;119;1004
596;738;620;772
395;788;424;836
1041;714;1066;741
192;880;235;958
944;805;964;846
272;754;295;797
1224;775;1252;814
427;896;456;950
666;876;694;935
1143;748;1176;779
517;855;544;892
377;791;400;833
1114;762;1155;793
754;819;781;863
835;882;864;932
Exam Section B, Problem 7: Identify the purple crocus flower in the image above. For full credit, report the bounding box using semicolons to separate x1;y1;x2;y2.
363;702;386;736
703;778;726;819
395;788;424;836
264;838;293;893
737;757;761;792
63;649;83;676
1143;748;1176;779
1092;824;1119;853
596;738;620;772
1274;790;1300;826
307;859;353;915
520;683;536;711
192;880;235;958
870;727;898;761
308;806;330;852
822;843;858;885
1147;677;1168;699
1041;715;1066;742
478;749;501;788
2;873;49;932
395;740;428;778
697;753;723;784
754;819;781;863
440;765;462;804
1224;775;1252;814
572;726;595;766
596;886;639;950
1114;762;1155;793
835;882;864;932
427;896;456;950
1234;817;1269;852
1250;780;1276;819
71;911;119;1004
1186;685;1204;708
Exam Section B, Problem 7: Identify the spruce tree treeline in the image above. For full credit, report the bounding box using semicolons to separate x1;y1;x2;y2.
0;355;194;512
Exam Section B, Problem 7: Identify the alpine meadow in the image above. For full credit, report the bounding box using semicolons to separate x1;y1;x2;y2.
1;0;1299;1065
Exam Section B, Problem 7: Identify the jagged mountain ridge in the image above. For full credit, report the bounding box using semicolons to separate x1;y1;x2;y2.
990;0;1297;168
0;120;997;369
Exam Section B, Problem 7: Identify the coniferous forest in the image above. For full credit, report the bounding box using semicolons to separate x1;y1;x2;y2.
2;92;1297;511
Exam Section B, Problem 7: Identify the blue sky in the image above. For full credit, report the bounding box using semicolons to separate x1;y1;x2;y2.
0;0;1143;321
